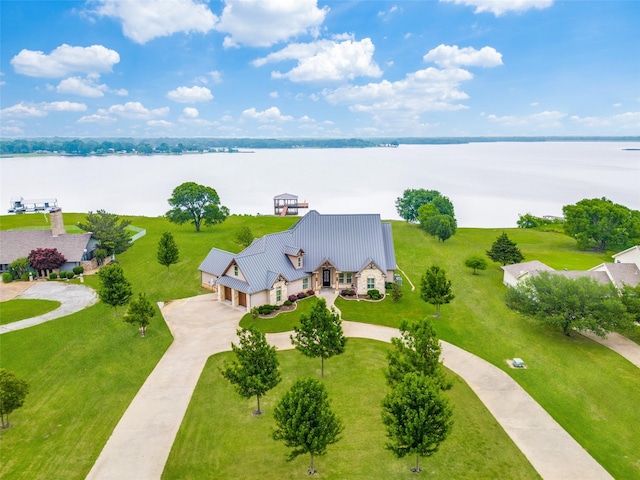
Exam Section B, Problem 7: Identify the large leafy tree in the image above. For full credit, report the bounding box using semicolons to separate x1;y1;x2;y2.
382;372;454;473
166;182;229;232
78;210;132;256
395;188;442;223
291;298;347;378
27;248;66;271
620;284;640;324
562;197;640;251
0;369;29;429
221;326;281;415
505;271;632;337
233;226;254;248
486;232;524;265
417;197;457;241
272;377;343;475
386;318;451;391
420;265;455;318
123;293;155;337
157;232;180;271
97;263;133;316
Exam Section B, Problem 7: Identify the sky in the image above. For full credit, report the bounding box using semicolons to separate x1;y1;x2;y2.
1;0;639;138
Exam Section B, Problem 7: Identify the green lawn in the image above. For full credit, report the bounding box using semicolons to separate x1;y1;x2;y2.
1;213;638;479
164;339;540;480
238;296;321;333
0;299;61;325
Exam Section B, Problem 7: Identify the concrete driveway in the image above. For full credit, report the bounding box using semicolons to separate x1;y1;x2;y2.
0;281;98;334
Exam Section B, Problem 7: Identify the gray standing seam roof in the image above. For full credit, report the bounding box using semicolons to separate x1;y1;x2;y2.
199;211;396;294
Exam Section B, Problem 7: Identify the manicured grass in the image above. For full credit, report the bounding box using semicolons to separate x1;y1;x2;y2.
164;339;539;480
238;296;320;333
0;301;172;480
0;299;61;325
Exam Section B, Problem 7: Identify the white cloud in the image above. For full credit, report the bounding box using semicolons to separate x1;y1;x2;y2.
166;85;213;103
77;112;116;124
148;120;173;127
106;101;169;119
487;110;566;127
195;71;222;85
377;5;399;21
56;76;107;97
253;38;382;82
11;44;120;78
323;67;473;114
217;0;328;48
1;103;47;118
182;107;199;118
270;91;279;98
43;101;87;112
423;44;503;68
570;112;640;129
440;0;553;16
92;0;217;44
241;106;293;122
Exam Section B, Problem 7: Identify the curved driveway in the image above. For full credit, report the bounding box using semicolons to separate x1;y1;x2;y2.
0;281;98;334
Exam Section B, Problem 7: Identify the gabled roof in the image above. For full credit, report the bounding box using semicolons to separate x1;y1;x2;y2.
501;261;554;280
200;210;396;294
553;269;611;285
0;230;93;265
612;245;640;259
274;193;298;200
591;262;640;288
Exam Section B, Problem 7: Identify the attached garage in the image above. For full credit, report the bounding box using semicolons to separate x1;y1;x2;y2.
238;291;247;307
224;286;232;302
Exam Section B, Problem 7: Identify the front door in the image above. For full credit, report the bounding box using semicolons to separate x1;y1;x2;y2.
322;269;331;287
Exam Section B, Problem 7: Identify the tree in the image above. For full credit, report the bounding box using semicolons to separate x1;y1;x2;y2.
291;298;347;378
435;215;456;242
464;255;488;275
234;226;254;248
620;284;640;324
417;198;457;241
420;265;454;318
157;232;179;271
486;232;524;265
272;377;343;474
382;372;453;473
563;198;640;251
0;369;29;429
221;326;281;415
391;281;403;302
97;263;132;316
27;248;66;272
9;257;30;279
396;189;442;223
386;318;451;390
123;293;155;337
505;271;632;337
78;210;132;256
166;182;229;232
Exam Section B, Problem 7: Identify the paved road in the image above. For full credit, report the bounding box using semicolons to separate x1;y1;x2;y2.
0;281;98;334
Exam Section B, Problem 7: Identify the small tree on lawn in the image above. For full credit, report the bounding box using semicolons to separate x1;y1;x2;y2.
234;226;254;248
464;255;488;275
291;298;347;378
420;265;454;318
391;281;403;302
386;318;451;391
487;232;524;266
221;326;281;415
98;263;132;317
273;377;343;475
123;293;155;337
157;232;179;271
27;248;66;274
0;369;29;429
382;372;453;473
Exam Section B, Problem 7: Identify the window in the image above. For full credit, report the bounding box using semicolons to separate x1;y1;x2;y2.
346;273;352;284
276;287;281;302
303;277;308;290
297;256;302;267
338;273;344;284
367;277;375;289
234;265;238;276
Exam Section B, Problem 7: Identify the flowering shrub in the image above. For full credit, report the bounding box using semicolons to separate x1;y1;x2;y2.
297;292;307;300
288;294;298;303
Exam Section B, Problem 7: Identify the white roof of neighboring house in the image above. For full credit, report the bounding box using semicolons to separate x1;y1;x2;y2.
501;261;554;281
612;245;640;260
553;269;611;285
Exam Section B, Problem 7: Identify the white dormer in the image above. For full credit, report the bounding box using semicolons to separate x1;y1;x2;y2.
284;245;304;270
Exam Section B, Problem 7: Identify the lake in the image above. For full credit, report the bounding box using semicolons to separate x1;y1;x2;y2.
1;142;638;228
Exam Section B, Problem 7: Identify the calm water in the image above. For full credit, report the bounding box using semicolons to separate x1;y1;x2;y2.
1;142;638;228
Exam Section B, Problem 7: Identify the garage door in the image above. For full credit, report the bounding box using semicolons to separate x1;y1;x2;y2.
224;286;232;301
238;292;247;307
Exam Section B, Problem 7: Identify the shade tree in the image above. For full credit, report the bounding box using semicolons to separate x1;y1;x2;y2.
0;369;29;429
420;265;455;318
464;255;488;275
166;182;229;232
123;293;156;337
27;248;66;274
157;232;180;271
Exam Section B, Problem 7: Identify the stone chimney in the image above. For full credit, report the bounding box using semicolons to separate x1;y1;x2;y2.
50;208;65;237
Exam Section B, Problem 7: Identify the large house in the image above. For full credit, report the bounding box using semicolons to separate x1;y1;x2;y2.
199;210;397;310
502;245;640;289
0;208;98;277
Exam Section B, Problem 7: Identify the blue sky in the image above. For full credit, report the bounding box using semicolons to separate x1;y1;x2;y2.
1;0;638;138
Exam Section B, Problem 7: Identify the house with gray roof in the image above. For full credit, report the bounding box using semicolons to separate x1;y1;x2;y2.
0;208;98;277
199;210;397;310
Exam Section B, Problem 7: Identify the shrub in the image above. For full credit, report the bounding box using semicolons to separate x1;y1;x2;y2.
283;300;293;307
21;273;30;281
49;272;58;280
66;271;75;279
288;294;298;303
297;292;307;300
367;289;382;300
2;272;13;283
341;289;355;297
257;304;281;315
385;282;394;290
73;266;84;275
306;289;315;296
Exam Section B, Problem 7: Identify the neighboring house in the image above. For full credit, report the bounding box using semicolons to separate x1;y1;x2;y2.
502;245;640;289
199;210;397;310
0;208;98;277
